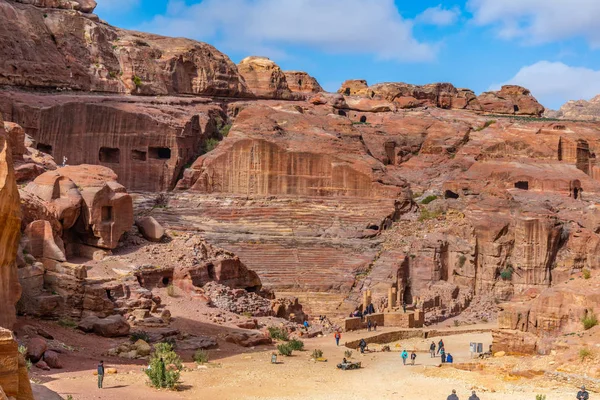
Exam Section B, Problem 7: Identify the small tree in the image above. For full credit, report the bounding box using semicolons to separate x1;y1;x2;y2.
145;342;182;390
278;343;293;356
311;349;323;359
582;312;598;330
193;349;209;364
288;339;304;351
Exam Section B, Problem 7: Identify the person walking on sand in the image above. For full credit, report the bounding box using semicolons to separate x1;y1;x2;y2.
577;385;589;400
373;321;377;331
437;339;444;355
97;360;105;389
334;331;341;346
410;351;416;365
402;301;407;313
401;350;408;365
468;390;480;400
447;389;459;400
367;320;372;332
430;341;436;358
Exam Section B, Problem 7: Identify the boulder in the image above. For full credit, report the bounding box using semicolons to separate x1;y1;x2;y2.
31;383;64;400
78;315;130;337
136;217;165;242
225;332;272;347
477;85;544;116
43;350;62;369
133;340;151;357
26;337;48;363
35;360;50;371
283;71;323;94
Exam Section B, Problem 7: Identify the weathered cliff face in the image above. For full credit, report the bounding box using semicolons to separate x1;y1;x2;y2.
477;85;545;117
547;94;600;121
0;0;250;96
0;113;21;330
0;91;226;191
0;328;33;400
284;71;323;94
237;56;296;100
337;80;482;111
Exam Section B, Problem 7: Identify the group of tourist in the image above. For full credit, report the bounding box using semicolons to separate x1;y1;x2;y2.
400;350;417;365
350;303;376;320
429;339;453;363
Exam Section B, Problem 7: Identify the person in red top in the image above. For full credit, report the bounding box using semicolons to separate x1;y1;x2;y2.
334;331;341;346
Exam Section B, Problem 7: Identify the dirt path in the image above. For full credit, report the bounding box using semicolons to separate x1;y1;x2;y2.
40;328;574;400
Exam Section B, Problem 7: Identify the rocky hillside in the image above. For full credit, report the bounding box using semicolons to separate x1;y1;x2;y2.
0;0;599;364
546;95;600;121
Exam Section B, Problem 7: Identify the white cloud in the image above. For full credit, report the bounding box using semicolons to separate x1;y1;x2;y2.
490;61;600;109
137;0;436;62
467;0;600;46
415;5;460;26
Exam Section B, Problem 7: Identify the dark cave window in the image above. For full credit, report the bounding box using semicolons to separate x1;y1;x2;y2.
99;147;120;163
149;147;171;160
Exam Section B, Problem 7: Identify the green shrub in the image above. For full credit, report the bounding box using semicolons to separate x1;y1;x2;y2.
219;124;232;138
204;138;220;153
145;342;182;389
418;208;442;221
344;350;352;358
18;345;27;355
130;331;150;343
311;349;323;359
536;395;546;400
267;327;289;341
66;396;73;400
288;339;304;351
277;343;293;356
193;349;209;364
25;359;32;372
474;120;496;132
167;284;176;297
58;318;77;328
583;269;591;279
420;195;438;205
582;313;598;330
500;266;513;280
579;347;593;361
133;75;142;87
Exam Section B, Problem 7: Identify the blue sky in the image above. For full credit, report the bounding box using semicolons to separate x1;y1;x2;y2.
95;0;600;109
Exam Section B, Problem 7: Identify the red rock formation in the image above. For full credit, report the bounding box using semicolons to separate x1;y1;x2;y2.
338;80;482;111
237;56;298;100
0;92;225;191
548;94;600;121
0;0;250;96
0;113;21;330
0;328;34;400
477;85;545;116
284;71;323;94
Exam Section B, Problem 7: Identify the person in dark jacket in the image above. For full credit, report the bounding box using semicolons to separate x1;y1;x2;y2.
367;320;372;332
468;390;480;400
430;341;436;357
97;360;105;389
577;385;589;400
410;351;417;365
359;339;367;353
447;389;459;400
440;349;446;363
437;339;445;355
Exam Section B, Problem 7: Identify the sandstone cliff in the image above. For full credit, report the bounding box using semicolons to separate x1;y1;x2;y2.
547;94;600;121
237;56;296;100
0;0;250;97
0;328;34;400
0;113;21;330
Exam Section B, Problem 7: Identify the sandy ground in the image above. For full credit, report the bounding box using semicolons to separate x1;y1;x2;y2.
33;323;577;400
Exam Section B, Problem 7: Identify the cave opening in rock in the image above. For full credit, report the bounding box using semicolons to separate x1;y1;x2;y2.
99;147;120;163
131;149;147;161
149;147;171;160
106;289;114;301
513;105;519;113
101;206;113;222
444;190;459;199
344;88;350;96
514;181;529;190
338;110;347;117
207;263;215;280
162;276;170;286
574;187;581;199
297;79;302;87
36;143;53;154
403;286;412;305
246;286;260;293
360;115;367;123
384;142;397;165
